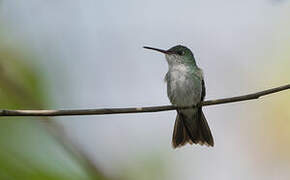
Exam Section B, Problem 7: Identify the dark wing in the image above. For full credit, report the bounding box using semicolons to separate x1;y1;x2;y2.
201;79;206;101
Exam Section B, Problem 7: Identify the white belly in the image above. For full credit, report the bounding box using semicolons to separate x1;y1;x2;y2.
166;67;202;106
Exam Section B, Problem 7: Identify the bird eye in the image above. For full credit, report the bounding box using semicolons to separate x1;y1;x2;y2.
177;51;184;56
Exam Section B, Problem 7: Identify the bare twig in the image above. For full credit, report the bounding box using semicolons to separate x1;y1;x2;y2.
0;66;109;179
0;84;289;117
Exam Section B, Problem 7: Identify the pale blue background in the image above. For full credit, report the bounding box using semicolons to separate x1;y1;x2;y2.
1;1;289;179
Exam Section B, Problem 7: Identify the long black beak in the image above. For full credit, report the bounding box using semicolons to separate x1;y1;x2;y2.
143;46;171;54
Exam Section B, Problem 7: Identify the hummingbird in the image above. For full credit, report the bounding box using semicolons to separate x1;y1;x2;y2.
144;45;214;148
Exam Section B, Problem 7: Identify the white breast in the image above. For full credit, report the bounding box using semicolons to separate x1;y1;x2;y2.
166;65;202;106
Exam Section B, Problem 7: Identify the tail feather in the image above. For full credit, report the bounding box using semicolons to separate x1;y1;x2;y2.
172;109;214;148
172;114;192;148
198;111;214;146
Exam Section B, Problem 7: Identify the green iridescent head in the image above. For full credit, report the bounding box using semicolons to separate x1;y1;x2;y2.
144;45;196;66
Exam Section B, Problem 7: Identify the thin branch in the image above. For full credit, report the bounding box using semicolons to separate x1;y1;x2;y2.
0;84;289;117
0;66;110;179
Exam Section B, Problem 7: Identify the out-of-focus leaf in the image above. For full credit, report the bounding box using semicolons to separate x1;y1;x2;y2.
0;46;50;108
0;31;108;179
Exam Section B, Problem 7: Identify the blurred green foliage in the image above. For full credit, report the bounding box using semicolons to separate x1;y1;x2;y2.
0;47;49;109
0;33;107;179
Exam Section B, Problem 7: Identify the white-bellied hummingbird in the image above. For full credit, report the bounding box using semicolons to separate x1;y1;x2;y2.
144;45;214;148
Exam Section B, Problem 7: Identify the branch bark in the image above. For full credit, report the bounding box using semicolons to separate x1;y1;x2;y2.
0;84;289;117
